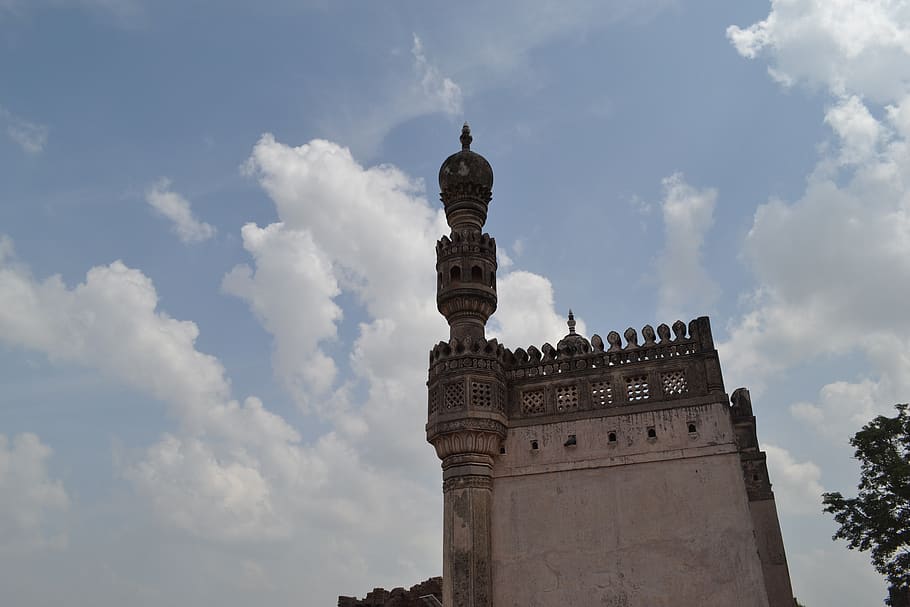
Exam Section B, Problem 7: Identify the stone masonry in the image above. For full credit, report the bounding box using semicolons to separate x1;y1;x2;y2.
337;578;442;607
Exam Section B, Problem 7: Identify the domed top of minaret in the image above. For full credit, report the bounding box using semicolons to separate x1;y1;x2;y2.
438;124;493;230
557;310;591;356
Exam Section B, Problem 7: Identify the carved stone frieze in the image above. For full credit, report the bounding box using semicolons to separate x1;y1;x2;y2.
430;355;503;378
429;428;505;459
436;231;497;262
436;289;497;320
429;417;507;436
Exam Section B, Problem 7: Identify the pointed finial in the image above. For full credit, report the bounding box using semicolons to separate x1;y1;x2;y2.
567;309;576;334
460;122;472;150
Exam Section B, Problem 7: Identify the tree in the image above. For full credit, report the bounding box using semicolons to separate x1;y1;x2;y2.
822;403;910;605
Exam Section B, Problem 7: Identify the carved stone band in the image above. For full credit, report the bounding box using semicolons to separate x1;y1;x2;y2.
443;474;493;492
430;429;505;460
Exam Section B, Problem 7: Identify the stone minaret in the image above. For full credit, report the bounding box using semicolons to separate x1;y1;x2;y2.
426;124;507;607
420;126;794;607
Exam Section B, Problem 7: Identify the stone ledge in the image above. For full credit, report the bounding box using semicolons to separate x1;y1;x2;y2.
493;443;740;478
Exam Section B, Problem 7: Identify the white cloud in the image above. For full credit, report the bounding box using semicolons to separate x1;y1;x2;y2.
763;443;824;515
239;135;449;424
723;1;910;438
0;241;299;536
497;247;514;270
489;270;584;348
124;433;286;542
727;0;910;103
0;106;48;155
223;222;341;406
0;432;68;552
145;179;216;243
655;173;719;321
412;34;463;117
326;34;465;156
824;95;887;165
238;135;576;458
321;2;677;155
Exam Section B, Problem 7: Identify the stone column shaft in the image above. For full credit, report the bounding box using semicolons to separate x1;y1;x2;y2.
442;454;494;607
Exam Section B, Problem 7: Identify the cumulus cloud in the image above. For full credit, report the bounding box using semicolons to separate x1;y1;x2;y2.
238;135;576;459
223;222;341;406
0;106;48;155
722;0;910;438
763;444;824;515
238;135;448;427
0;239;300;537
0;245;264;439
124;433;286;542
824;95;886;165
0;229;447;602
489;270;584;348
727;0;910;102
655;173;719;321
145;179;216;243
0;432;68;552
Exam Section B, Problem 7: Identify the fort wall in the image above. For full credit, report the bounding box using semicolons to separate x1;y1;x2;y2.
489;402;770;607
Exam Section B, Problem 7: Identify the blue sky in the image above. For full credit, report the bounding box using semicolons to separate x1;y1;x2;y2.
1;0;907;604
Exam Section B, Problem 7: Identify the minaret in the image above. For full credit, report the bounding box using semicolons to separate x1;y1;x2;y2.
435;123;498;341
427;124;507;607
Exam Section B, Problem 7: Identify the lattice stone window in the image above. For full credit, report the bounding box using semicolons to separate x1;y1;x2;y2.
555;385;579;412
591;380;613;408
661;370;688;396
521;390;546;416
471;381;493;408
428;387;437;415
625;375;650;401
444;382;465;410
497;385;506;412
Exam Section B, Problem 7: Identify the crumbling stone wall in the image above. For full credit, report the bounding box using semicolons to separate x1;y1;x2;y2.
337;577;441;607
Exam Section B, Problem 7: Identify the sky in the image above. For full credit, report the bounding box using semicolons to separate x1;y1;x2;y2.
0;0;907;605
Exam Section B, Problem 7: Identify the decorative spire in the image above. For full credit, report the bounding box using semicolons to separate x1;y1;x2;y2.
567;309;576;334
460;122;472;150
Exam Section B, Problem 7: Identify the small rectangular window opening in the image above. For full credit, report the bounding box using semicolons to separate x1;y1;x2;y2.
530;439;539;450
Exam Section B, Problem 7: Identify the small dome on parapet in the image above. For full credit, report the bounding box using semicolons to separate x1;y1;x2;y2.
439;123;494;207
557;310;591;356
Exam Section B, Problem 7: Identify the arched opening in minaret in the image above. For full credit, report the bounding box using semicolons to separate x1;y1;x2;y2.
471;265;483;282
489;270;495;287
437;272;443;289
450;266;461;282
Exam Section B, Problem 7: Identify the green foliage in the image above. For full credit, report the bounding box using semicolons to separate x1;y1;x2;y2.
822;404;910;604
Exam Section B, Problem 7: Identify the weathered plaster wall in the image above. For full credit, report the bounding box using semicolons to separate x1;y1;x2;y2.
490;402;770;607
749;498;795;607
